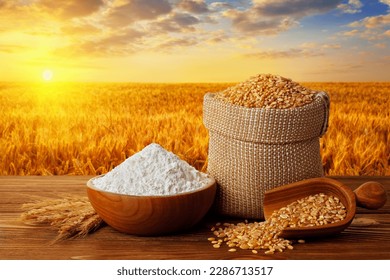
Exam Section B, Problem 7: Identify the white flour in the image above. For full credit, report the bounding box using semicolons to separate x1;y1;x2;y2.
92;143;212;196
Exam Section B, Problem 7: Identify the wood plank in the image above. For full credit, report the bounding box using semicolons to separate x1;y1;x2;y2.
0;176;389;260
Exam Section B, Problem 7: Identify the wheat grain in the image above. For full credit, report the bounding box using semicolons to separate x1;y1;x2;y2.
208;193;346;254
215;74;316;108
21;195;103;242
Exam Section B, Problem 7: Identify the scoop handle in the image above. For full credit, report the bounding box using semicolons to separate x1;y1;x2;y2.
354;181;387;210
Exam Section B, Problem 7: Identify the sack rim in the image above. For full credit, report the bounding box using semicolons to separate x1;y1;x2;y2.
203;91;330;144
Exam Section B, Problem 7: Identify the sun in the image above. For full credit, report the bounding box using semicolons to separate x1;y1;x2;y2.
42;69;54;81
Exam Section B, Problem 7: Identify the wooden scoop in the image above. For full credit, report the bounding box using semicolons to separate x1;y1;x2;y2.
263;177;387;239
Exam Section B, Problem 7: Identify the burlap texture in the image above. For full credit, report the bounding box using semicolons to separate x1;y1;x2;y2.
203;92;330;219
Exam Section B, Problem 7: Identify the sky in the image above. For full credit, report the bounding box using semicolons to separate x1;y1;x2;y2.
0;0;389;82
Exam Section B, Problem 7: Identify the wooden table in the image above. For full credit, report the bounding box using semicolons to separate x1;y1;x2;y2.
0;176;389;260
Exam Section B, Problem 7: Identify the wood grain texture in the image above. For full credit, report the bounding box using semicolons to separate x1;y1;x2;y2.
0;176;389;260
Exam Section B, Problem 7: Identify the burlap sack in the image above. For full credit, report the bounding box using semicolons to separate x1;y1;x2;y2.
203;91;330;219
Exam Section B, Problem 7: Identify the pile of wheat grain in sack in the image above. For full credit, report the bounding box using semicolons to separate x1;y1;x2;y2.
203;74;330;219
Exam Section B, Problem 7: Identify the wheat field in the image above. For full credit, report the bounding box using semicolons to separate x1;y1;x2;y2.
0;82;389;176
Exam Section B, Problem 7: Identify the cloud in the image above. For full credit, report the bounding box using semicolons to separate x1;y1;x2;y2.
26;57;105;70
177;0;209;14
61;23;101;36
106;0;172;27
300;42;341;49
204;30;229;45
223;0;342;34
0;0;105;36
38;0;105;19
0;0;15;9
155;37;198;51
224;9;299;34
342;11;390;42
379;0;390;7
245;41;342;60
307;62;364;76
0;44;28;53
299;42;318;49
55;28;144;56
0;2;37;32
244;48;322;59
0;0;7;8
342;29;360;36
338;0;389;45
348;13;390;28
337;0;362;14
322;43;341;49
168;12;200;27
0;0;386;64
154;12;200;33
252;0;342;17
209;2;234;11
375;42;387;48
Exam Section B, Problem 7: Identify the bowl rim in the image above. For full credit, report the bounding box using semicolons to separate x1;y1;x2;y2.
86;174;216;198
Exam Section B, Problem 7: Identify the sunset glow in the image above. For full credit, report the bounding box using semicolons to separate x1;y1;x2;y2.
0;0;389;82
42;70;53;82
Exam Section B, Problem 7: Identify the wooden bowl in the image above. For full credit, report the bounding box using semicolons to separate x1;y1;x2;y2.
86;175;217;236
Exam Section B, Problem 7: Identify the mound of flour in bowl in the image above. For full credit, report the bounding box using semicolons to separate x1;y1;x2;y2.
92;143;212;196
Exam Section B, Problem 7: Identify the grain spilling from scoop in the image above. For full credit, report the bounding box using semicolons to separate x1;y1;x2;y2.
209;193;346;254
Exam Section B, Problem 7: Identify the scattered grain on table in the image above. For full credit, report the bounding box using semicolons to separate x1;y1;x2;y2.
208;193;346;254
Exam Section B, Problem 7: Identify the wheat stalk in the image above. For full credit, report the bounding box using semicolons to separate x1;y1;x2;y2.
20;195;104;242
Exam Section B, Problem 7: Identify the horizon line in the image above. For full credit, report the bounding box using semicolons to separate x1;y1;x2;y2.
1;80;390;84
